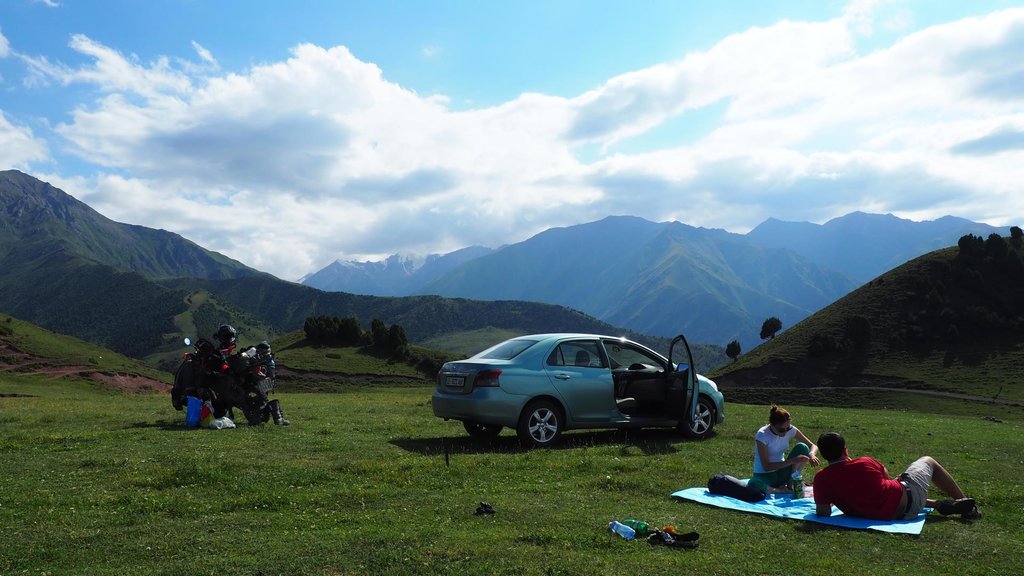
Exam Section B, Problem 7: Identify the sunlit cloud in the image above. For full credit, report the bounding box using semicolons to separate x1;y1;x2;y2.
0;111;49;168
10;3;1024;280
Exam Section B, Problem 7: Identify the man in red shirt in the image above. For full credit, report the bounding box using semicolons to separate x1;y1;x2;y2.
813;432;980;521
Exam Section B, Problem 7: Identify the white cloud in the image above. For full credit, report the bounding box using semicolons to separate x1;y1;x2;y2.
191;41;216;66
0;29;10;58
22;34;192;96
15;4;1024;280
33;0;61;7
0;111;49;168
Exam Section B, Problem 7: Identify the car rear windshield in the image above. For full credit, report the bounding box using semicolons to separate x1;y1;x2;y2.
475;338;539;360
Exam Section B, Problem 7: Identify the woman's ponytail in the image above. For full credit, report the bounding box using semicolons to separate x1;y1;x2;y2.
769;404;791;425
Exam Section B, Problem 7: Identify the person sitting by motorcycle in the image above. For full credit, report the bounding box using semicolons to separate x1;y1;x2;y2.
258;341;288;425
229;339;289;426
172;327;289;426
213;324;237;361
172;324;239;415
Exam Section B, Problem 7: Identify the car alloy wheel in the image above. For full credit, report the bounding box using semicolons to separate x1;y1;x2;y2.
681;396;715;439
517;399;562;448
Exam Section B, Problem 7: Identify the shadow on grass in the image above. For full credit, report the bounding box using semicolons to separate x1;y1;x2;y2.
922;514;981;525
786;511;975;533
391;428;715;456
791;521;878;534
125;419;195;431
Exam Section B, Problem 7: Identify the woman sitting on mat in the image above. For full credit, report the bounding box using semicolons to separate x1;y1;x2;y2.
749;404;820;494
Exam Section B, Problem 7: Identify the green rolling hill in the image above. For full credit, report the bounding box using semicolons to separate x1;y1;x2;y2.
0;312;170;388
3;171;720;370
713;232;1024;402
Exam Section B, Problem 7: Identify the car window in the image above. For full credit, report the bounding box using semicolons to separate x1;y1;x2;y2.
602;340;666;371
547;340;606;368
475;338;539;360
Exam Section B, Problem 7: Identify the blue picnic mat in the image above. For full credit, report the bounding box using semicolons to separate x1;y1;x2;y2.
671;487;930;535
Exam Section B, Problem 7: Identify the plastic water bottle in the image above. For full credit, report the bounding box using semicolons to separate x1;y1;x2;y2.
609;520;636;540
623;519;651;536
791;471;804;499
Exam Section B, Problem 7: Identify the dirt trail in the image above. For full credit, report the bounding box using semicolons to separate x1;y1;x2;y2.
0;343;169;393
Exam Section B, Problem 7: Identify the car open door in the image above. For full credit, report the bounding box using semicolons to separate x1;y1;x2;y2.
666;334;700;435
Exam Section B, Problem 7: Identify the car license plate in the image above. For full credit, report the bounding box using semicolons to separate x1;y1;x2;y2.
445;376;465;388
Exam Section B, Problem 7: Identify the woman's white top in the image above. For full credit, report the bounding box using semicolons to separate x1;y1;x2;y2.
753;424;799;473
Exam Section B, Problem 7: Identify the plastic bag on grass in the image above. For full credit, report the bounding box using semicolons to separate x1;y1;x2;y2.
208;416;236;429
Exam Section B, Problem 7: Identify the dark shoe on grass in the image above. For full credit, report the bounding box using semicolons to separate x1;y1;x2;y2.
935;498;976;516
961;506;982;520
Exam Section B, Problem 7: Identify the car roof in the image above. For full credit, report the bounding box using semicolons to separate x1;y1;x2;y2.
513;333;631;341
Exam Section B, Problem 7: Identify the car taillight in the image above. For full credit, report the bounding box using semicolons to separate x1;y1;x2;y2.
475;369;502;387
436;370;443;387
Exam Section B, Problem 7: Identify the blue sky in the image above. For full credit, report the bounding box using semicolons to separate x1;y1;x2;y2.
1;0;1022;280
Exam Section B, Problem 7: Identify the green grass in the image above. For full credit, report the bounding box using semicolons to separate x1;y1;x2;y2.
1;375;1021;575
0;314;170;382
420;327;525;357
274;340;427;379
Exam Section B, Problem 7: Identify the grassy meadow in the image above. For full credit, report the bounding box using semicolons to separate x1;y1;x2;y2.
1;374;1022;576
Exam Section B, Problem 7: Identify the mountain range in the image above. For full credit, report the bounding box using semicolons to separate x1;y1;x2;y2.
299;246;495;296
302;213;1001;348
0;168;1006;368
0;170;692;366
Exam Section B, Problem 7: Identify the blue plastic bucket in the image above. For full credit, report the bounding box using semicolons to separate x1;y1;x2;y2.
185;396;202;427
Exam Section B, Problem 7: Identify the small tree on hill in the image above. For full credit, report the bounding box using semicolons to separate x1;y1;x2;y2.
337;316;363;345
760;317;783;340
1010;226;1023;249
370;318;388;347
388;324;408;356
957;234;984;260
725;340;741;361
986;233;1008;261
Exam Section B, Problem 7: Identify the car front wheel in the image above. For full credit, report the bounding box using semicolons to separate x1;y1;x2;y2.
680;396;716;439
463;421;503;438
517;399;563;448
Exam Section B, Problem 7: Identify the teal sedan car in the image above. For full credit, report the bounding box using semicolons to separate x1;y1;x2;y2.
432;333;725;447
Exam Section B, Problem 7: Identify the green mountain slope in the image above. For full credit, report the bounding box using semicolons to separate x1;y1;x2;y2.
713;233;1024;401
0;170;262;280
0;169;275;358
0;313;170;386
3;172;712;366
0;246;191;357
420;216;855;348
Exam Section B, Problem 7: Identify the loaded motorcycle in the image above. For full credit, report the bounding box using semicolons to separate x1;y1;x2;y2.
170;337;289;426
